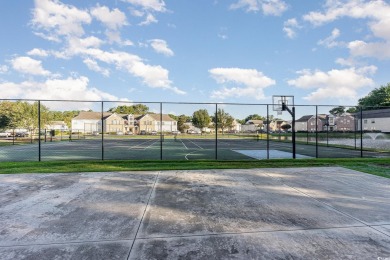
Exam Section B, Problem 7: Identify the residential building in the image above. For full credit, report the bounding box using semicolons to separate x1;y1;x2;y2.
72;112;178;134
308;114;327;132
241;120;262;133
334;113;356;131
295;115;312;132
356;108;390;132
137;114;178;133
71;112;126;133
46;121;68;131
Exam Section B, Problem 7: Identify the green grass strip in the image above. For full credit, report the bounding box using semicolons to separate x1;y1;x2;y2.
0;158;389;178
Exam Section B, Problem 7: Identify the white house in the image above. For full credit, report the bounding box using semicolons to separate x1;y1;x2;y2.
357;108;390;132
241;120;262;133
46;121;69;131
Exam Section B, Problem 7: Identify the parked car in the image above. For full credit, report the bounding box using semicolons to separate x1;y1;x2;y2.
172;131;180;135
140;130;147;135
15;132;28;137
0;132;10;138
151;131;157;135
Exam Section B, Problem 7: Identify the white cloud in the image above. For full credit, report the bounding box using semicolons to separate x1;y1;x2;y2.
27;48;49;57
83;58;110;77
139;13;158;26
11;56;51;76
0;65;8;74
91;5;128;30
105;30;134;45
209;68;275;100
0;76;126;109
71;47;184;94
287;66;376;101
318;28;344;48
230;0;288;16
348;40;390;60
123;0;167;12
149;39;174;56
283;18;300;38
32;0;91;39
303;0;390;60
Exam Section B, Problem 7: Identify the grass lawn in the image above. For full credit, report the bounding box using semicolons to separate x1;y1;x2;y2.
0;158;389;179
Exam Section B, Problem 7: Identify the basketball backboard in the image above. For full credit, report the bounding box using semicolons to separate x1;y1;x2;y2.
272;95;294;112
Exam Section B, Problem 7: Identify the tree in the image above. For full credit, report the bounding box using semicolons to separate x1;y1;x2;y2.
358;83;390;109
281;124;291;131
192;109;211;134
329;106;345;116
346;107;358;113
213;108;234;134
244;114;265;123
177;114;190;133
108;104;149;114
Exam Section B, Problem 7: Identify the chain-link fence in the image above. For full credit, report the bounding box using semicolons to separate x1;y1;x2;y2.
0;99;389;162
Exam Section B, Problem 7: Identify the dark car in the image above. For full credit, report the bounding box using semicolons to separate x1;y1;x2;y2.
15;132;28;137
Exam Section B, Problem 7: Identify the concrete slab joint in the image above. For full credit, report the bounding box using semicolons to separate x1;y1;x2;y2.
0;167;389;259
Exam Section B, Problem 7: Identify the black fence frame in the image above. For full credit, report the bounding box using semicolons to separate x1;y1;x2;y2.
0;99;389;162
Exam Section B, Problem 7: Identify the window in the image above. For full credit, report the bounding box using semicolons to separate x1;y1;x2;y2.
371;119;375;123
364;120;367;124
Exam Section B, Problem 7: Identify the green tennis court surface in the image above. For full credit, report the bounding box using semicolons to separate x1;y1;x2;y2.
0;136;388;161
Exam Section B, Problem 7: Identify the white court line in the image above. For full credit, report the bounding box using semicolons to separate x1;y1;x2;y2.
185;150;199;160
143;140;159;150
179;139;188;149
186;139;204;149
129;139;155;149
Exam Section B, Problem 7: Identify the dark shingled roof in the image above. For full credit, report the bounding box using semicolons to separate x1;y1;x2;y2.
296;115;313;122
355;108;390;119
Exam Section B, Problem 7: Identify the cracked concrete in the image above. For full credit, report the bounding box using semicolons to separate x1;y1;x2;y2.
0;167;389;259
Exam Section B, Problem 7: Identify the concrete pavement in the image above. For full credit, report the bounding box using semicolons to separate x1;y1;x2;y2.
0;167;389;259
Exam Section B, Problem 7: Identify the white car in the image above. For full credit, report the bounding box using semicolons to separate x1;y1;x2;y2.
0;132;10;138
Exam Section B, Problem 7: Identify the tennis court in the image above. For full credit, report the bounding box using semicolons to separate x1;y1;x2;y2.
0;135;388;161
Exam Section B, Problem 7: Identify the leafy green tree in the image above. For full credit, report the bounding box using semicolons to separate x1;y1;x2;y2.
0;114;10;130
213;108;234;134
329;106;345;116
244;114;265;123
346;107;358;113
168;114;178;121
192;109;211;134
108;104;149;114
177;114;190;133
358;83;390;109
281;124;291;131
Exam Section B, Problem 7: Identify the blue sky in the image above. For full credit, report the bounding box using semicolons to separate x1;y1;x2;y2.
0;0;389;112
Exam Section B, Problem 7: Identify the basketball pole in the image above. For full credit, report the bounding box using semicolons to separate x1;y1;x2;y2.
282;102;296;159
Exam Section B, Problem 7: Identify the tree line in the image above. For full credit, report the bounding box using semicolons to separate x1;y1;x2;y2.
1;83;388;132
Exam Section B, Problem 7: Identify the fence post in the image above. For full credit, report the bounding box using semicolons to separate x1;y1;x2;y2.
215;103;218;160
38;100;41;162
267;105;269;159
360;107;363;158
315;105;318;158
101;101;104;161
160;102;163;161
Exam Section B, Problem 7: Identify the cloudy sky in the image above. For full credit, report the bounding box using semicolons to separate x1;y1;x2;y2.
0;0;389;108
